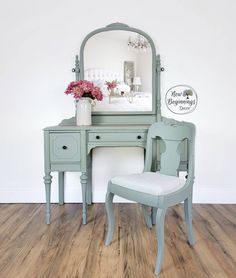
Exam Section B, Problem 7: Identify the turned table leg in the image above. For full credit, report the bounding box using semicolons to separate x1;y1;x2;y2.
58;172;64;205
44;173;52;224
86;153;92;205
80;172;87;224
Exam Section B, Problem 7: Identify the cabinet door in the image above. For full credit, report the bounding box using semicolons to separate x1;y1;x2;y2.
50;133;81;163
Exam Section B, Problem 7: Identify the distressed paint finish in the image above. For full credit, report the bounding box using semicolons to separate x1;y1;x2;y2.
43;121;189;225
43;125;149;224
43;23;189;227
105;121;196;275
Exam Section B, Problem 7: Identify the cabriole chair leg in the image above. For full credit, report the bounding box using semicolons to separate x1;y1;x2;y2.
155;208;166;275
105;191;115;246
184;194;194;245
152;207;157;225
142;204;152;228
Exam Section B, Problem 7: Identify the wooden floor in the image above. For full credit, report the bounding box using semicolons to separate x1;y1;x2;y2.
0;204;235;278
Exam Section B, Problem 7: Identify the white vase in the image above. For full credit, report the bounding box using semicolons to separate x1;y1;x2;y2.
76;97;92;126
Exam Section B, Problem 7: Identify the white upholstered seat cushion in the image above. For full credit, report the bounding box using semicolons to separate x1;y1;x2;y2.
111;172;186;196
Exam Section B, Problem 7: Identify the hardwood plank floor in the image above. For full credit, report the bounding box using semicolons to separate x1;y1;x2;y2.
0;204;235;278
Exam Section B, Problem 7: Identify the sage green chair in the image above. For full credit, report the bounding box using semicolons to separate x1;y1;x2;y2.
104;121;195;275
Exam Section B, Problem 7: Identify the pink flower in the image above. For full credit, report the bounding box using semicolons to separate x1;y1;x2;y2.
91;86;103;101
64;80;103;101
105;80;118;90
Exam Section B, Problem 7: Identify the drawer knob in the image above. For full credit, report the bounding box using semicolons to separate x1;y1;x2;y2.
96;135;101;139
62;145;68;150
137;135;142;139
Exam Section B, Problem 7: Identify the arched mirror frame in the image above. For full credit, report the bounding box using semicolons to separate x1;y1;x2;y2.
74;23;162;124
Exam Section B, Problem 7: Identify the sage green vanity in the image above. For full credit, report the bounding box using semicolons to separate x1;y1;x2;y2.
43;23;187;224
44;123;149;224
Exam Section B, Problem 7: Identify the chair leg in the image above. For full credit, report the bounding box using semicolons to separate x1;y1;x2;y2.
105;191;115;246
142;205;152;228
151;207;157;225
184;194;194;245
155;208;166;276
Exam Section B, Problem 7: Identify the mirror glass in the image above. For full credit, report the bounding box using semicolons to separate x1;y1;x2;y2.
83;30;152;113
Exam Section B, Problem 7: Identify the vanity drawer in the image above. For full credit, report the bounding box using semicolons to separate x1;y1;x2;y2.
50;133;81;162
89;132;147;142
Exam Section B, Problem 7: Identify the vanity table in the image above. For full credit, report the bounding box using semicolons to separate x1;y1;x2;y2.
43;23;187;225
44;123;149;224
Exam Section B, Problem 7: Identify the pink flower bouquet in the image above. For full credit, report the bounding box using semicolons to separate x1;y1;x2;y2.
65;80;103;101
105;80;118;91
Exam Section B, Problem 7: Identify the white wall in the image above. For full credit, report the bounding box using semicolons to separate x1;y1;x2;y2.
136;50;152;92
0;0;236;203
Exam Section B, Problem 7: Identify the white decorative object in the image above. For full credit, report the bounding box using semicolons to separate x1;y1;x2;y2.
133;76;141;92
76;97;92;126
84;68;121;82
128;34;150;52
118;83;130;93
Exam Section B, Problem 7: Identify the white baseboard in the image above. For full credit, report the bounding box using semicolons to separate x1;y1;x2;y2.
0;185;235;204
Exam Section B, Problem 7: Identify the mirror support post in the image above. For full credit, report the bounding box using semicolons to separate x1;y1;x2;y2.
156;55;162;121
75;55;80;81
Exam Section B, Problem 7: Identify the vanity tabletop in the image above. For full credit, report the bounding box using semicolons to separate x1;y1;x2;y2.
44;124;150;131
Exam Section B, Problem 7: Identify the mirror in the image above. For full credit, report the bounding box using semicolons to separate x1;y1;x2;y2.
82;28;154;114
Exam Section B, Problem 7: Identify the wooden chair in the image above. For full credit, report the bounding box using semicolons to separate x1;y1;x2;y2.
104;121;195;275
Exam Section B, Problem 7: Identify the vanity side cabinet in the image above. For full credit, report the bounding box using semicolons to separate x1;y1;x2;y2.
43;129;82;224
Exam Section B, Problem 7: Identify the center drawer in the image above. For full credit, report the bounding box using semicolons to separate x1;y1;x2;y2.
88;132;147;142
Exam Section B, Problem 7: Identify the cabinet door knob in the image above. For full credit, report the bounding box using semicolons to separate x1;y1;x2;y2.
62;145;68;150
96;135;100;139
137;135;142;139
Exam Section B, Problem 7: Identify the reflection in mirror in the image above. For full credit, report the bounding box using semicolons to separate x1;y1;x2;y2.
84;30;152;112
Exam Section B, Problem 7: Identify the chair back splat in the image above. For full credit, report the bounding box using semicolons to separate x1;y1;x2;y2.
144;122;195;179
